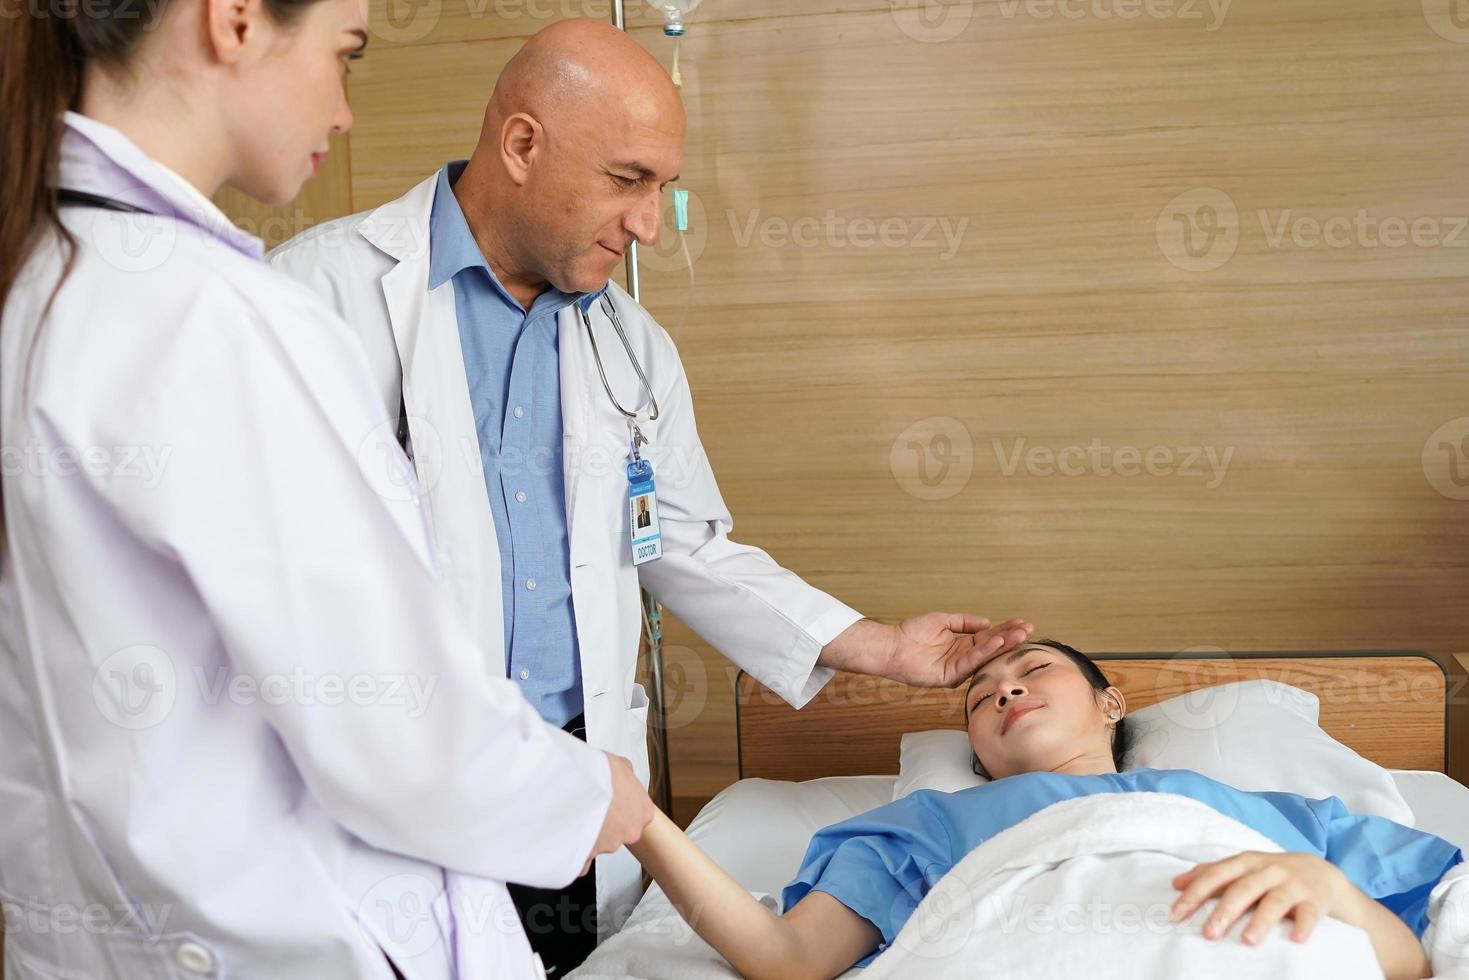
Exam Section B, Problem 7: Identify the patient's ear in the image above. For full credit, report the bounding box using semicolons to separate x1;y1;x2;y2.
1104;687;1127;720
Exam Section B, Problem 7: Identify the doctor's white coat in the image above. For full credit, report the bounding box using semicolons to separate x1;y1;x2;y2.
268;171;864;938
0;114;611;980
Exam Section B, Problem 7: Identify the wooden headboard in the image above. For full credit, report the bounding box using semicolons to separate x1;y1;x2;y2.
736;651;1452;782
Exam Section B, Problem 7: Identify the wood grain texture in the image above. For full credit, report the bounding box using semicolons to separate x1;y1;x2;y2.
737;653;1452;782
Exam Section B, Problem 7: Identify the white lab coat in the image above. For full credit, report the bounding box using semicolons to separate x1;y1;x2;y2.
267;171;865;935
0;114;613;979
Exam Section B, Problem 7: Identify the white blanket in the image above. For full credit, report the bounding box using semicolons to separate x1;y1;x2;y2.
862;791;1386;978
1426;862;1469;978
571;791;1466;979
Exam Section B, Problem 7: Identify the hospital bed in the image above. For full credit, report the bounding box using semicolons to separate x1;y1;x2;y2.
570;650;1469;978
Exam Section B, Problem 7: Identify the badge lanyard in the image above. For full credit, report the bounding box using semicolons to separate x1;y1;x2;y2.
581;295;663;566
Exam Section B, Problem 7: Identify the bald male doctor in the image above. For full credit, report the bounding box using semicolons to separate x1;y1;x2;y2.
269;17;1032;975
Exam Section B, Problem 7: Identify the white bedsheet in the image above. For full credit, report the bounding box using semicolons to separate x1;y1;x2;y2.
568;771;1469;979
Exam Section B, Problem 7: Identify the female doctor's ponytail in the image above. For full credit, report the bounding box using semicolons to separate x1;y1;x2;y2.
0;0;85;546
0;0;82;315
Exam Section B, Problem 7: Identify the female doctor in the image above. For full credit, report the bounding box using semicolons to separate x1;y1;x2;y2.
0;0;653;978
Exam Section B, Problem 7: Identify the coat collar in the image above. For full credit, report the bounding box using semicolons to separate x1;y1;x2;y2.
59;111;263;260
356;171;437;265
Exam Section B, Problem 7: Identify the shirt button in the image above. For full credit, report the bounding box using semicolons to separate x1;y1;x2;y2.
515;490;528;503
513;406;525;419
519;668;530;680
175;942;214;974
525;578;537;591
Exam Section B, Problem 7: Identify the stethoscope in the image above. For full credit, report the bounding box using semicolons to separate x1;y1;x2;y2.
57;189;152;214
580;293;660;467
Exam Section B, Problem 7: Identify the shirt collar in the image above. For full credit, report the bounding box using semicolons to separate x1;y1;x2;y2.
428;161;607;315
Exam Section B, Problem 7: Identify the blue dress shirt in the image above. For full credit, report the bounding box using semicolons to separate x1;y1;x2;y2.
428;161;604;727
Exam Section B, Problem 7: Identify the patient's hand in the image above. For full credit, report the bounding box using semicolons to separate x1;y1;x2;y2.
1169;851;1348;945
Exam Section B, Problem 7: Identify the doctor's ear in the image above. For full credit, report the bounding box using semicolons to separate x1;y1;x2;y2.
204;0;265;65
499;112;543;187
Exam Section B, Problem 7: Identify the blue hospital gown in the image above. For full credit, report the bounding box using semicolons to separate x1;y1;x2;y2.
782;768;1463;967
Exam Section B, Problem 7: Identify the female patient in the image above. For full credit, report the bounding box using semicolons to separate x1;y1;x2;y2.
632;640;1463;980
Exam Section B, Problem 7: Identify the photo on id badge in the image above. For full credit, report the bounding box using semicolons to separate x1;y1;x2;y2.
628;485;662;565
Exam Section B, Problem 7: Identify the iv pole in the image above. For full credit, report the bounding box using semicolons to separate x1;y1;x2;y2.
610;0;673;818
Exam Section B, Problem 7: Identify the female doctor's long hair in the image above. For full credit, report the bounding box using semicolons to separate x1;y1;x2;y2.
0;0;328;543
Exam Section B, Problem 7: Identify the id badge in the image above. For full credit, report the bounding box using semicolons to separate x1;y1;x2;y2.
627;457;663;566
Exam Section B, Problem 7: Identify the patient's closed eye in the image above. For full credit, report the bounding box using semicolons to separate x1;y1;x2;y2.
973;662;1051;709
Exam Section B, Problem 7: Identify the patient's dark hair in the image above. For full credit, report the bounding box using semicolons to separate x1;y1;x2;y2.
964;639;1131;778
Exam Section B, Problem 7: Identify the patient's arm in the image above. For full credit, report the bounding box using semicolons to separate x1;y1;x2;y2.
1331;884;1432;980
630;809;881;980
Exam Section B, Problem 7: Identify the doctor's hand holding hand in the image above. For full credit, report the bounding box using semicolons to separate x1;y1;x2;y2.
582;752;657;876
819;615;1035;689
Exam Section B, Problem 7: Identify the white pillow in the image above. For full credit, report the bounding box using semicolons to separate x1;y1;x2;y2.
892;729;990;801
892;679;1415;824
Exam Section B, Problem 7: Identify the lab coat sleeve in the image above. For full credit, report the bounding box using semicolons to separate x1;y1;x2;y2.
634;335;864;709
77;277;611;890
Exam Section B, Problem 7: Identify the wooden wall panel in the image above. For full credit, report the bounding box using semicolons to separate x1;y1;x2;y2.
244;0;1469;811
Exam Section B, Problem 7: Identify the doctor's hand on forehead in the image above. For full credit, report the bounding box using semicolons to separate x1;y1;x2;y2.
819;614;1035;689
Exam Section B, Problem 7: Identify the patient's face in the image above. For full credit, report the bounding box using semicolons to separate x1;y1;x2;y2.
964;644;1118;779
